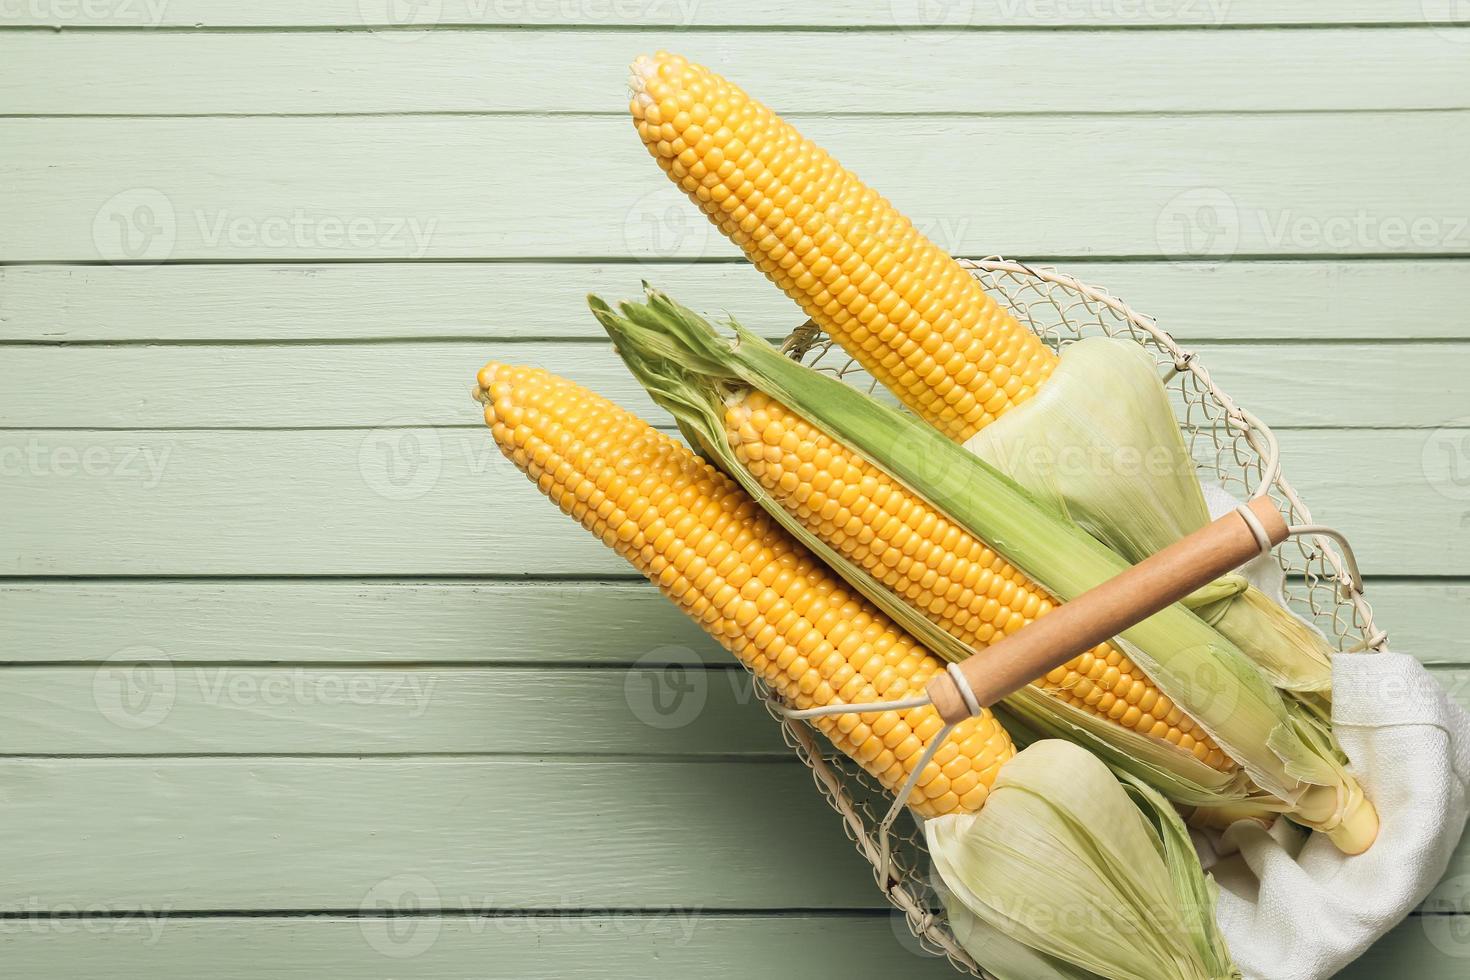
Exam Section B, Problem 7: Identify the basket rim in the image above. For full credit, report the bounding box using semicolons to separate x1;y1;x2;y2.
956;255;1384;654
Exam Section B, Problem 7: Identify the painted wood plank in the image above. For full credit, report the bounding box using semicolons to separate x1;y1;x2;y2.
1365;583;1470;664
7;260;1469;344
1340;916;1470;978
1;429;1459;577
0;914;1463;980
0;758;882;911
7;114;1468;261
0;755;1465;913
5;662;1468;758
0;665;786;756
7;28;1469;115
0;581;728;665
3;339;1463;430
0;1;1461;28
5;579;1461;666
0;914;968;980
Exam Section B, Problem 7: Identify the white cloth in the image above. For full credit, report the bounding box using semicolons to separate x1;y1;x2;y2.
1193;487;1470;979
1206;651;1470;979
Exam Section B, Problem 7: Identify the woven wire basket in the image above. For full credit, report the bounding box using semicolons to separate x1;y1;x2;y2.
750;257;1387;977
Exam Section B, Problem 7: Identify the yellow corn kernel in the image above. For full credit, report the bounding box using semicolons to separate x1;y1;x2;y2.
724;389;1233;772
628;51;1057;442
477;363;1016;816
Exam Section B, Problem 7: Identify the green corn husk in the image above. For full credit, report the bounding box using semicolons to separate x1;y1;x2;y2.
592;291;1240;807
590;286;1377;853
927;740;1240;980
965;337;1333;697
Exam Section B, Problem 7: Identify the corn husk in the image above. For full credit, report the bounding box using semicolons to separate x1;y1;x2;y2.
965;337;1333;696
927;740;1239;980
592;290;1240;807
590;287;1376;853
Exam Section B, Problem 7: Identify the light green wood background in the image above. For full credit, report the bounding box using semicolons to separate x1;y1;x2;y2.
2;3;1469;977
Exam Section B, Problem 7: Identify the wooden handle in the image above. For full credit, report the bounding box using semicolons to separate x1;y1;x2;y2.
926;496;1288;724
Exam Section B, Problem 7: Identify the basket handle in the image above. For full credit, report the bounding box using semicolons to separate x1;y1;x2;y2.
926;496;1288;725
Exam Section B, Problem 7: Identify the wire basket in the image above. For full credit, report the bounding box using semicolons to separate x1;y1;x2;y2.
752;256;1387;977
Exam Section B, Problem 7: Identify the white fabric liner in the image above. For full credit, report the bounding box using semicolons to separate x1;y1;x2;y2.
1194;485;1470;980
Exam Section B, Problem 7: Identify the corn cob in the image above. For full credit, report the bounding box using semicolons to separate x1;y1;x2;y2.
724;389;1232;772
628;51;1057;442
475;363;1015;817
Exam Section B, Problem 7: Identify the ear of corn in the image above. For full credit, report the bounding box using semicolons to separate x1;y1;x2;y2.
474;362;1014;818
628;51;1056;441
628;50;1337;714
593;289;1238;804
723;387;1233;772
591;286;1377;854
930;740;1239;980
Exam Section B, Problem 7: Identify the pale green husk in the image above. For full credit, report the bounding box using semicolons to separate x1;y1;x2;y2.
589;287;1364;834
965;337;1333;696
927;740;1239;980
